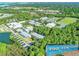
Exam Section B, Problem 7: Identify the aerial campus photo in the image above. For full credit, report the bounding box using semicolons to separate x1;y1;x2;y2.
0;2;79;56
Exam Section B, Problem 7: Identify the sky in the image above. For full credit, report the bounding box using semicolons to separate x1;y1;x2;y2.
0;0;79;2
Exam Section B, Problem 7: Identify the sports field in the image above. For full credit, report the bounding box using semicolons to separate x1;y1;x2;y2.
57;17;77;25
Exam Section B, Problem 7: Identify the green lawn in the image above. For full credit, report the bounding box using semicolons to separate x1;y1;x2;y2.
57;17;77;25
0;42;7;55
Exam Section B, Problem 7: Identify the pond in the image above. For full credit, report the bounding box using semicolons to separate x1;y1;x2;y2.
0;32;11;44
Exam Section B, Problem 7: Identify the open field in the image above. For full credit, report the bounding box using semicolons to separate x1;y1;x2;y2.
57;17;77;25
0;42;7;55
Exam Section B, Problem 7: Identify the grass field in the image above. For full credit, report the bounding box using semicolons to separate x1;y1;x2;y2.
0;42;7;55
57;17;77;25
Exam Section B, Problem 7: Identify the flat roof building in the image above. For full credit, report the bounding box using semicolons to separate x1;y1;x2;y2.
26;26;33;31
31;32;45;39
23;26;33;33
28;20;41;26
0;13;13;19
7;22;22;29
28;20;36;25
16;29;31;38
40;17;48;20
46;23;56;28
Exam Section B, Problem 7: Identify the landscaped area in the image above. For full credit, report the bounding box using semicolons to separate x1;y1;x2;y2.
0;42;7;55
0;2;79;56
57;17;77;25
0;32;11;55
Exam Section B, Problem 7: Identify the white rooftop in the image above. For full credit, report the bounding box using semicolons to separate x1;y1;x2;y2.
17;29;31;38
31;32;45;39
23;26;33;33
40;17;48;20
7;22;22;29
46;23;56;28
28;20;36;25
0;13;13;19
28;20;41;26
26;26;33;31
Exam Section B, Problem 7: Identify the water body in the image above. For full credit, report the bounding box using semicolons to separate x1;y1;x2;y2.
0;32;11;44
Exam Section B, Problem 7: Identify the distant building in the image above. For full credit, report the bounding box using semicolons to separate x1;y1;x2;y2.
23;28;30;33
16;29;31;38
46;23;56;28
40;17;48;20
46;17;57;23
0;13;13;19
28;20;36;25
7;22;22;29
36;10;60;14
28;20;41;26
26;26;33;31
31;32;45;39
18;40;30;48
23;26;33;33
35;22;41;26
58;24;67;28
57;23;67;28
34;19;39;22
